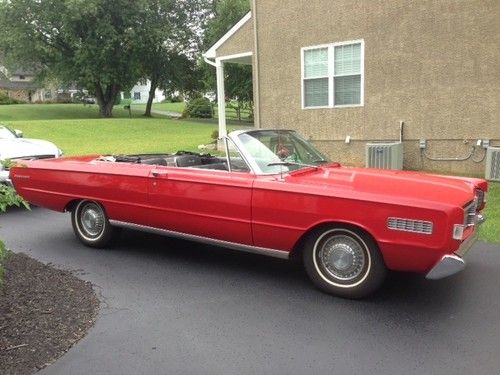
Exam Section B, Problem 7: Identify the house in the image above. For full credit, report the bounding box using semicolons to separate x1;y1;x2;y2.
0;65;64;102
203;1;499;176
120;80;165;104
0;67;41;102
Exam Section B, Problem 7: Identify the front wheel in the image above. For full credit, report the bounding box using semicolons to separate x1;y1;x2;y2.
71;200;115;248
303;226;386;298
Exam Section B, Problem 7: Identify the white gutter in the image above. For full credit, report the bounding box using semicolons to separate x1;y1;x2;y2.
203;54;216;67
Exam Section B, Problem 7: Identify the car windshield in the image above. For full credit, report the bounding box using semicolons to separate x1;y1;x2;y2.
235;130;329;174
0;126;16;140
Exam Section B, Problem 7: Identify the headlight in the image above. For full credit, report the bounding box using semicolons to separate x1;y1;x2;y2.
57;149;64;157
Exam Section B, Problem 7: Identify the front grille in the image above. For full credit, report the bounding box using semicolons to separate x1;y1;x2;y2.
475;189;485;208
387;217;433;234
464;200;478;226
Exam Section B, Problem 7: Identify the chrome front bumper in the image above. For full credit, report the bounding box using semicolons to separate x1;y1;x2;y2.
425;228;480;280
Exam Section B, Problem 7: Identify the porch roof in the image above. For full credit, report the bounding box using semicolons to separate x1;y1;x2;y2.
204;11;254;64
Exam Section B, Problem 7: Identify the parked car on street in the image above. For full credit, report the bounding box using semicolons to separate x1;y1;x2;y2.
10;129;487;298
0;124;62;186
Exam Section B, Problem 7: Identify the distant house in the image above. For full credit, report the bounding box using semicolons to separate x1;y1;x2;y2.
0;65;68;102
121;80;165;104
0;67;42;102
203;1;499;176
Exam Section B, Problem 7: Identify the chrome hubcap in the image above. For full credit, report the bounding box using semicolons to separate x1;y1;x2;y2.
80;204;104;237
318;235;366;281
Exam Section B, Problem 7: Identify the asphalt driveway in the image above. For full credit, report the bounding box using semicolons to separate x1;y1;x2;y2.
1;207;499;374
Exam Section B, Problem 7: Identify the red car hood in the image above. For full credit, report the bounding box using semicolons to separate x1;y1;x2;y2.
285;165;485;208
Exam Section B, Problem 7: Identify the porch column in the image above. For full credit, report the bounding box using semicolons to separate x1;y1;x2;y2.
215;58;227;137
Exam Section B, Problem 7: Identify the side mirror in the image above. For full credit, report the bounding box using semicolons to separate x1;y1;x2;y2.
14;129;23;138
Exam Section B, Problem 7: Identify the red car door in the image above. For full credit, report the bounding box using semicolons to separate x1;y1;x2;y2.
147;166;254;245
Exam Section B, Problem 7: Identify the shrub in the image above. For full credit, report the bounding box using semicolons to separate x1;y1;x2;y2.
0;91;21;105
0;183;29;212
169;95;184;103
183;97;213;119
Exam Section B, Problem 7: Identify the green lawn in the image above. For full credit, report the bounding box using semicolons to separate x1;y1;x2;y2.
0;103;137;121
481;182;500;243
7;118;219;156
0;104;220;155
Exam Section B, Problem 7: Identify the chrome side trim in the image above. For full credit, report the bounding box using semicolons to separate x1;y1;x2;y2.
109;220;290;259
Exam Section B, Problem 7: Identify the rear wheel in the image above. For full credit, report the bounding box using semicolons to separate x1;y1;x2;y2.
303;226;386;298
71;200;115;248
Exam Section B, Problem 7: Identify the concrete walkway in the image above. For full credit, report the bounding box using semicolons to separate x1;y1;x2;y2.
150;109;182;118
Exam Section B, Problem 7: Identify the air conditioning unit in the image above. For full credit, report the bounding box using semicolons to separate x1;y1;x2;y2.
485;146;500;181
366;142;403;170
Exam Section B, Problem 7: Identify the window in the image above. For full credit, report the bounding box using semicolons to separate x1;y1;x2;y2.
225;137;251;173
302;40;363;108
133;92;141;100
303;48;329;107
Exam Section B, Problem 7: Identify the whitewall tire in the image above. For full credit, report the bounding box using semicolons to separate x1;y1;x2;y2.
303;226;386;298
71;200;115;248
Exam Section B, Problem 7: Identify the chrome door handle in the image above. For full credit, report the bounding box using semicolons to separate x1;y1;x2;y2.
152;170;168;177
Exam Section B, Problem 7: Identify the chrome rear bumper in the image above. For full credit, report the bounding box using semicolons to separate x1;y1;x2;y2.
0;170;13;187
425;228;480;280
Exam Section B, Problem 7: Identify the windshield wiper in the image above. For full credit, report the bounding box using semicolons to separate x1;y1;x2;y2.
267;161;320;170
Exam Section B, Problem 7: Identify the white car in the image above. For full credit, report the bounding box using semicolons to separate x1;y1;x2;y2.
0;125;62;186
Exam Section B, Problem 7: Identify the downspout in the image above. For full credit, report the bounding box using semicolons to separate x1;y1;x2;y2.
251;1;261;128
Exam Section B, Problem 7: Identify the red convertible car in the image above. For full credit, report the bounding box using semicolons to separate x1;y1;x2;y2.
10;129;487;298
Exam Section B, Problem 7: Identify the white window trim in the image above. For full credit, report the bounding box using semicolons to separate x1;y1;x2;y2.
301;39;364;109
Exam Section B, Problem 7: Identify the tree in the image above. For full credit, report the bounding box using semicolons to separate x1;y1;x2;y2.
138;0;210;117
203;0;253;118
0;0;154;117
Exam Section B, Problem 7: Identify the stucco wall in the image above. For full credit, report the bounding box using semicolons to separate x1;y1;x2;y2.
251;0;499;176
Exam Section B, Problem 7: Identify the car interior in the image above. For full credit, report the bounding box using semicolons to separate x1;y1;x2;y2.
102;152;249;172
